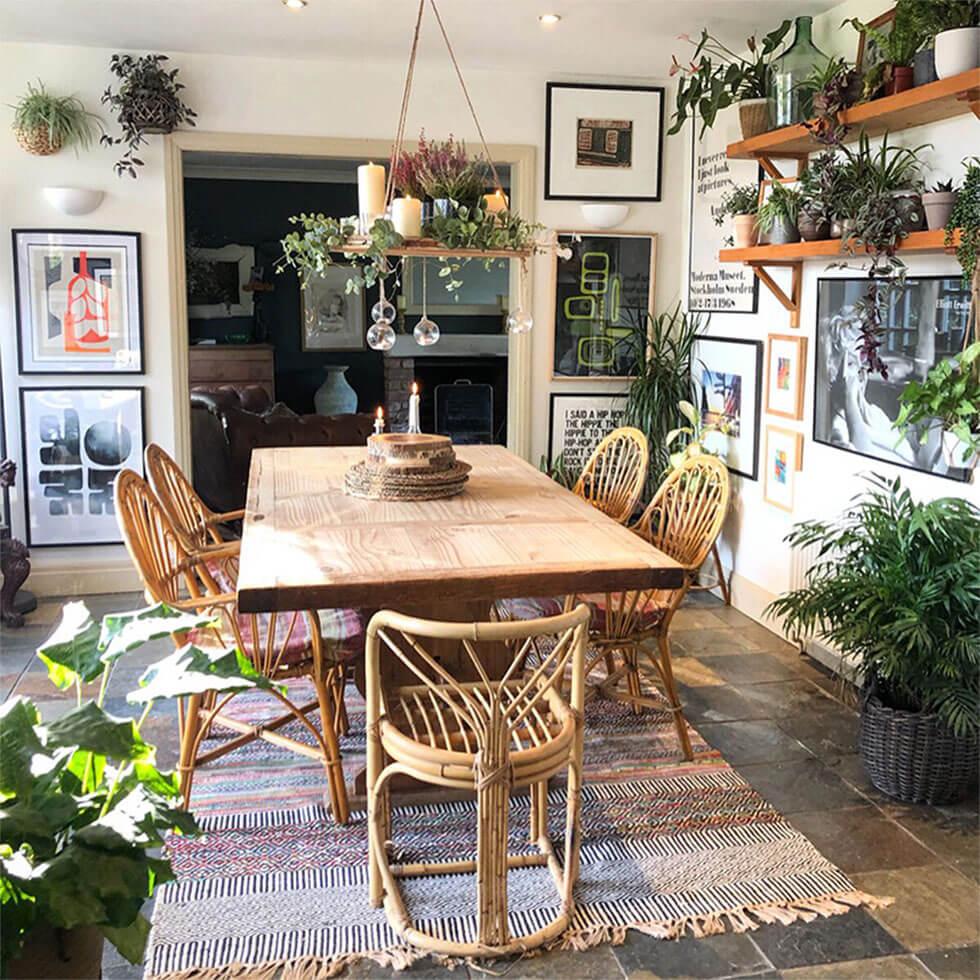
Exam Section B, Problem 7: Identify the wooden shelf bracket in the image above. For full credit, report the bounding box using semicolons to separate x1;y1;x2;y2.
747;260;803;328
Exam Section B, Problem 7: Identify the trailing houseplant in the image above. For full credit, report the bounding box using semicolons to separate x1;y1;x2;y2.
767;475;980;804
667;21;793;139
799;57;862;147
756;180;802;245
714;183;759;248
0;601;274;976
797;151;843;240
101;53;197;178
10;80;103;157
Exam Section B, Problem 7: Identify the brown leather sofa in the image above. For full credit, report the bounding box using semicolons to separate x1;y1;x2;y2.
190;384;375;514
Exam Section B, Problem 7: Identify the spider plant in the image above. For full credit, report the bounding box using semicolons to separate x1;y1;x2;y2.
10;80;102;155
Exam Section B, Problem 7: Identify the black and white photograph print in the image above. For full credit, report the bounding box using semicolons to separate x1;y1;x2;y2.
19;387;145;547
301;265;366;351
814;275;972;482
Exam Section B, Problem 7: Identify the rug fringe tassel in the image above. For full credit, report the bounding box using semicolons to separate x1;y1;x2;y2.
147;891;892;980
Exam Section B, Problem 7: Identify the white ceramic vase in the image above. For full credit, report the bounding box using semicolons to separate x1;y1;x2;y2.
935;27;980;79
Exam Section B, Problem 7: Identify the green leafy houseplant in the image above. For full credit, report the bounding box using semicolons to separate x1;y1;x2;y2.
756;180;802;242
667;21;793;137
713;183;759;222
767;476;980;741
10;80;102;156
905;0;980;37
798;151;845;228
799;57;862;147
538;451;580;491
845;4;928;97
0;602;274;972
665;399;731;471
947;156;980;286
101;54;197;178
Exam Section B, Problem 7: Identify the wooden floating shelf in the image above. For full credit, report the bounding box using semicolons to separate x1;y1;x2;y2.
720;228;962;263
333;237;532;260
726;69;980;165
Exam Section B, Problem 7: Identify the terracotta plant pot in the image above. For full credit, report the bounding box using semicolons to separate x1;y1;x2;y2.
737;98;771;139
885;66;914;96
797;213;830;241
14;125;62;156
733;214;759;249
922;191;958;231
935;27;980;79
6;924;104;979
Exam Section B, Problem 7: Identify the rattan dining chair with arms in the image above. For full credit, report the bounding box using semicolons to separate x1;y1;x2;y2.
582;454;730;759
114;468;353;823
572;425;649;524
366;604;591;957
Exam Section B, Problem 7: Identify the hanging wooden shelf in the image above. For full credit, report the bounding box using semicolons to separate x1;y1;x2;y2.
726;69;980;177
332;237;532;261
720;229;963;328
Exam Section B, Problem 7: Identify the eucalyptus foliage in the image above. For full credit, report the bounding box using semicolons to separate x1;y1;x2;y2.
10;80;102;152
767;476;980;737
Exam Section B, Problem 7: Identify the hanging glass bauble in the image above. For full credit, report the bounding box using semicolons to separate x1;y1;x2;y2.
371;298;397;323
413;316;440;346
506;309;534;334
366;319;396;351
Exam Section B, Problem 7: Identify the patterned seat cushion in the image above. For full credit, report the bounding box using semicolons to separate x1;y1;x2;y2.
585;593;667;636
496;596;566;621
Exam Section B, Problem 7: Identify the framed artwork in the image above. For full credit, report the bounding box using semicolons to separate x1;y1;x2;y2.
766;334;808;420
13;229;143;374
764;425;804;512
551;232;657;379
300;266;366;351
688;106;759;314
187;243;255;319
545;83;664;201
19;387;145;547
692;336;763;480
856;7;896;71
814;275;972;482
547;392;628;476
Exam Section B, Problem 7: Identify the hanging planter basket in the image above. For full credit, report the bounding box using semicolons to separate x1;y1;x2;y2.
14;125;62;156
126;93;180;135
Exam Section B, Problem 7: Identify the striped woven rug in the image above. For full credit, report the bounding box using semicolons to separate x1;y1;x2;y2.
147;681;885;979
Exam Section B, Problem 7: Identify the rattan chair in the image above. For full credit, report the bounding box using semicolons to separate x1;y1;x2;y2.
582;455;730;759
366;604;590;957
114;469;354;823
572;425;649;524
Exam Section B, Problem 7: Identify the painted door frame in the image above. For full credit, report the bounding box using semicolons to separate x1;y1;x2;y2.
164;131;535;471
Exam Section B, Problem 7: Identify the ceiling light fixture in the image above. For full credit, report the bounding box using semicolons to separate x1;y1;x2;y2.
539;13;561;26
282;0;307;10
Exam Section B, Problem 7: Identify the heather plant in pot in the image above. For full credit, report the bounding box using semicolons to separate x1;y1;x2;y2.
0;601;273;977
714;182;760;248
768;476;980;805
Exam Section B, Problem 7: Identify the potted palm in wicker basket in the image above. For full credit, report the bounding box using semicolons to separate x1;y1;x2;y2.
767;475;979;805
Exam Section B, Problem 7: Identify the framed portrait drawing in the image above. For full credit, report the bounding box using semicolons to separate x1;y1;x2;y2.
856;7;896;71
187;243;255;320
766;334;807;420
692;336;763;480
19;387;145;547
814;275;972;482
13;229;143;374
763;425;804;512
547;392;628;476
551;232;656;379
545;83;664;201
300;266;366;351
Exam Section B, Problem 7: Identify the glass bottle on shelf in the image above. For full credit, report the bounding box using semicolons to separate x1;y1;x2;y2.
769;16;827;128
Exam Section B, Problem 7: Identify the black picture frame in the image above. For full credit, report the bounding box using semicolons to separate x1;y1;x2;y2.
547;391;629;474
19;386;146;548
545;82;664;202
692;335;764;481
13;229;144;375
813;275;972;483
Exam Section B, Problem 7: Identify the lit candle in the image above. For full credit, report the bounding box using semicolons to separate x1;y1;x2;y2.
374;406;385;435
483;189;508;214
408;381;421;434
391;195;422;238
357;162;386;230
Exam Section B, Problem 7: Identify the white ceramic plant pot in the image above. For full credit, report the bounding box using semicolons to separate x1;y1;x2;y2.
935;27;980;79
942;430;979;473
733;214;759;249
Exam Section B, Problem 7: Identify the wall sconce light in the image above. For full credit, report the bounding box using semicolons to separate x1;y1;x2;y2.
43;187;105;216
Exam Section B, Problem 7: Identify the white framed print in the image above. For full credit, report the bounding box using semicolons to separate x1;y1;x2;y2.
765;334;807;420
187;243;255;320
547;392;628;476
763;425;804;512
692;336;763;481
13;229;143;374
19;387;145;547
300;265;366;351
545;83;664;201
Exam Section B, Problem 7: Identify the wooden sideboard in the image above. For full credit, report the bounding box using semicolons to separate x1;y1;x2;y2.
188;344;275;400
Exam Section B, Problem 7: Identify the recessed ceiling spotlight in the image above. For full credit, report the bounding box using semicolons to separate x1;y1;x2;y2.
282;0;307;9
539;13;561;26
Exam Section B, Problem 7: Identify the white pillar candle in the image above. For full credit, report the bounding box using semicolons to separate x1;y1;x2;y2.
374;406;385;435
357;162;386;228
483;189;508;214
391;195;422;238
408;382;421;434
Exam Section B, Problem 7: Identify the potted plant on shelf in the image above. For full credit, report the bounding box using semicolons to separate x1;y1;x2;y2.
797;151;842;241
922;177;960;230
947;156;980;319
101;53;196;178
714;183;760;248
799;57;863;147
667;21;793;139
10;80;102;156
410;132;489;219
926;0;980;78
756;180;802;245
0;601;273;977
846;5;928;97
768;475;980;805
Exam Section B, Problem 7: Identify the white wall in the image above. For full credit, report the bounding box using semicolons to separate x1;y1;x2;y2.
679;0;980;657
0;41;685;595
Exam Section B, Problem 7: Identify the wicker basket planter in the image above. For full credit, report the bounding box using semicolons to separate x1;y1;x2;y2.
737;98;771;139
14;125;62;156
859;693;979;805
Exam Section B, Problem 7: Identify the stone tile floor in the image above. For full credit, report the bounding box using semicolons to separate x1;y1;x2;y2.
2;590;977;980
